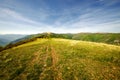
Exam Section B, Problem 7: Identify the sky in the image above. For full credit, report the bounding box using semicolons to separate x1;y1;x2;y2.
0;0;120;34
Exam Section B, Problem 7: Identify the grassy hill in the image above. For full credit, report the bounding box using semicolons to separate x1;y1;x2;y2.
0;38;120;80
9;33;120;47
72;33;120;45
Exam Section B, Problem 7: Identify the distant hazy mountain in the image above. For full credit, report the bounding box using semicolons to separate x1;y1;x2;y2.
0;38;9;46
0;34;27;46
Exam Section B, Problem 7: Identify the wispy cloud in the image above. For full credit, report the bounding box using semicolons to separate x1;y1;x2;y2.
0;8;53;34
0;8;39;24
53;2;120;33
98;0;120;6
0;0;120;34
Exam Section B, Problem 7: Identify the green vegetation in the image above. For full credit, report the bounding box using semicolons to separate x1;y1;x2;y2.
0;46;3;51
0;33;119;49
72;33;120;45
0;38;120;80
9;33;120;47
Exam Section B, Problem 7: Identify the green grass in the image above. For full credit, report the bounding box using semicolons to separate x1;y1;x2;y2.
0;38;120;80
72;33;120;45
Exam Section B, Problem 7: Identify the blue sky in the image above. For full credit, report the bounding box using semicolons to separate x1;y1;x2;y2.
0;0;120;34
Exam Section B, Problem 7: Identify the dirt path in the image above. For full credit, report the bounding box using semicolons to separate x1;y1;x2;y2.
50;46;62;80
31;47;44;64
15;41;62;80
38;44;63;80
17;46;45;79
51;46;58;67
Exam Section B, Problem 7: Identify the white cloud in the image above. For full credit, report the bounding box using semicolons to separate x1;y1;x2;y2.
0;0;120;34
98;0;120;6
0;20;54;34
0;8;39;24
0;8;55;34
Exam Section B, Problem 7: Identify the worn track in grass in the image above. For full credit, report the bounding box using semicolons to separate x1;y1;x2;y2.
0;38;120;80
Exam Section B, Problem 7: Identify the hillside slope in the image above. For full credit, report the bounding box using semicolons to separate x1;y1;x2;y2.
0;38;120;80
9;33;120;47
72;33;120;45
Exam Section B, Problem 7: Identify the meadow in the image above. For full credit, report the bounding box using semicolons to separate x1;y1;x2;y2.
0;38;120;80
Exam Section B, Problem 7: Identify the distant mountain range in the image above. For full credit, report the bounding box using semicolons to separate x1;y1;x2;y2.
0;34;27;46
0;32;120;48
11;33;120;44
2;32;119;50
